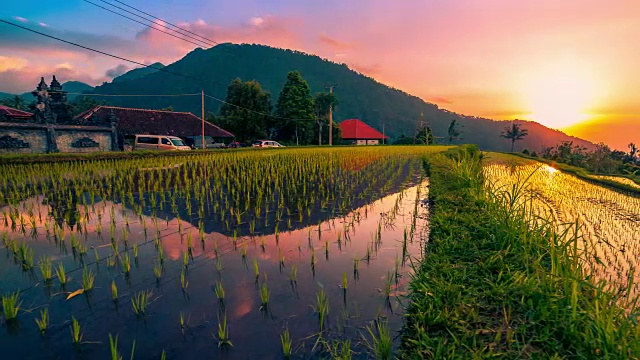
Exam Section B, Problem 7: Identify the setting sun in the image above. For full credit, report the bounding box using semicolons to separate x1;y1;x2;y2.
521;62;598;130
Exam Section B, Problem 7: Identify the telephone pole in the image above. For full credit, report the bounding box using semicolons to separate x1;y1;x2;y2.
201;89;205;150
326;84;337;146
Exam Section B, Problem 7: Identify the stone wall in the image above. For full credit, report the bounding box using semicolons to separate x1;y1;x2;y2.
0;123;115;154
56;130;112;153
0;126;48;154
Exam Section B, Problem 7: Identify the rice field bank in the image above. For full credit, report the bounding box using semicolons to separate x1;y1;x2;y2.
0;146;446;359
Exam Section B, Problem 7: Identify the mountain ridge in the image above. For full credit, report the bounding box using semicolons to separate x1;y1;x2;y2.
90;43;595;152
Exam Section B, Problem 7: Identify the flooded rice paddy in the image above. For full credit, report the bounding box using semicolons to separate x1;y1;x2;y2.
484;163;640;299
0;148;439;359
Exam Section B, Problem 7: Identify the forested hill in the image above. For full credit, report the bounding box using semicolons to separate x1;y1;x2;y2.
92;43;594;152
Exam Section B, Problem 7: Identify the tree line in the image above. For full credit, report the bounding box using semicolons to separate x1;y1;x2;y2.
207;71;341;145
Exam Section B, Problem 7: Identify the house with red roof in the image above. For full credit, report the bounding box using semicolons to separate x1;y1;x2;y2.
74;106;234;140
0;105;33;123
339;119;388;145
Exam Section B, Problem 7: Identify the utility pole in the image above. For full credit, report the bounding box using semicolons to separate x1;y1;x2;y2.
326;84;337;146
382;122;385;145
201;89;205;150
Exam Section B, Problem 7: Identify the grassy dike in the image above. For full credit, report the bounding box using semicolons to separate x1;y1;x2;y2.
400;145;640;359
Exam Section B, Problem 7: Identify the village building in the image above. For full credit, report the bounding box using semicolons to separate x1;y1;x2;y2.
74;106;234;148
0;76;234;153
339;118;388;145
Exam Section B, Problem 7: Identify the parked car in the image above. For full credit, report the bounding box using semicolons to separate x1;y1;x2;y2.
227;141;250;149
133;135;191;151
252;140;284;148
183;136;226;149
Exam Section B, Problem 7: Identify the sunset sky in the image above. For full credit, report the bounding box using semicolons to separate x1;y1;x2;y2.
1;0;638;150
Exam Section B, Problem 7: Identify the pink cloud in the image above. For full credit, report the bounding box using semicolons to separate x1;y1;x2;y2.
318;34;354;51
135;15;304;54
0;63;106;93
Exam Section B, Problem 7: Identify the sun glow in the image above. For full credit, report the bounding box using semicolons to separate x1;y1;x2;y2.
521;62;599;130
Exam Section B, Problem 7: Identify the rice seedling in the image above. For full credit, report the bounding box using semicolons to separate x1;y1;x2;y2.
182;251;189;269
70;316;83;344
18;242;34;270
259;279;270;311
384;272;393;302
39;256;53;282
342;272;348;291
153;261;163;281
121;253;131;275
289;264;298;285
362;319;392;360
111;280;118;301
316;287;330;330
82;267;95;291
35;307;49;334
180;270;189;292
131;290;153;317
216;315;233;348
215;280;225;302
56;262;67;287
253;259;260;281
280;327;292;358
108;333;121;360
215;257;224;273
2;291;21;321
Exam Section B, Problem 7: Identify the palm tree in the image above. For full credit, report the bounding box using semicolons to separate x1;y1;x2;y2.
447;119;462;144
500;122;528;152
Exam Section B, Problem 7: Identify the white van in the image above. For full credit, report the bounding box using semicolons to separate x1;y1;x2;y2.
134;135;191;151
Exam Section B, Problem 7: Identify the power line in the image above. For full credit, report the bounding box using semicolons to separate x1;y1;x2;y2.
0;19;318;122
84;0;211;47
107;0;222;47
53;91;201;97
84;0;216;48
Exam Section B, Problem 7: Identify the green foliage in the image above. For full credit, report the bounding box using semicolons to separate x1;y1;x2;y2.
0;95;28;111
272;71;316;145
217;78;272;142
69;96;106;116
415;126;434;145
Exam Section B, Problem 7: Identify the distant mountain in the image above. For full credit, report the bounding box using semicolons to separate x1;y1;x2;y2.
0;92;16;100
112;63;165;83
92;44;595;152
0;81;93;103
61;81;94;100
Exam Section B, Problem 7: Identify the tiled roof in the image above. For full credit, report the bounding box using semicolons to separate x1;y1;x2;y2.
340;119;387;140
74;106;234;138
0;105;33;119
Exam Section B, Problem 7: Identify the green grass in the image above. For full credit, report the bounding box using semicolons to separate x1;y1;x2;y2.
400;145;640;358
